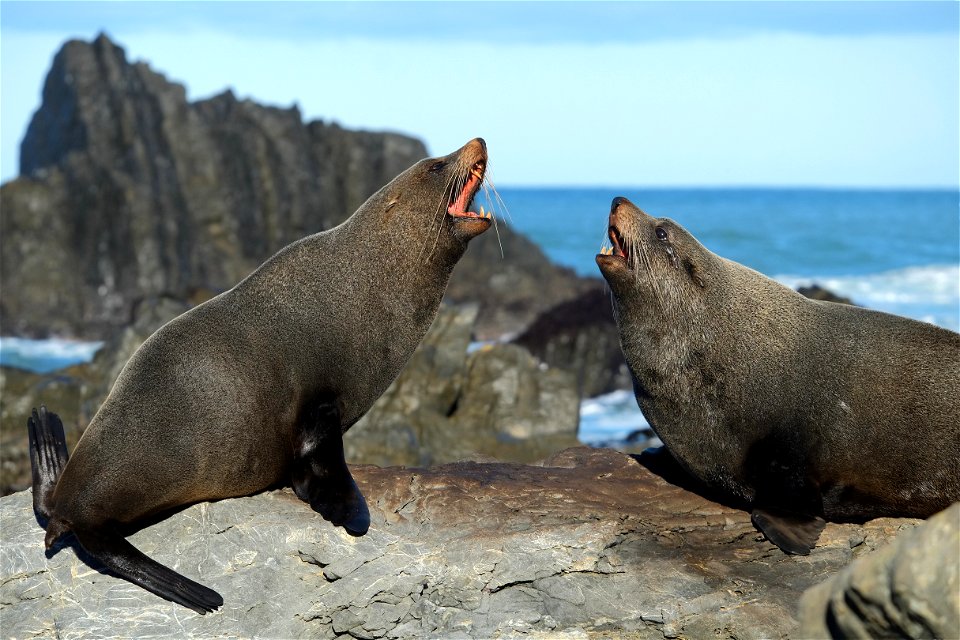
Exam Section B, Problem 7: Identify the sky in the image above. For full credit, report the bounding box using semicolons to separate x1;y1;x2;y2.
1;1;958;188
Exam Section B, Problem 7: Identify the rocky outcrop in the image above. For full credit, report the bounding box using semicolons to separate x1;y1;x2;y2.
0;447;923;638
799;501;959;638
797;284;856;305
1;33;590;342
1;34;427;339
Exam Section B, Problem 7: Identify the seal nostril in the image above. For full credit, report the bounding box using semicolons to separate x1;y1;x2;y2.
611;197;626;212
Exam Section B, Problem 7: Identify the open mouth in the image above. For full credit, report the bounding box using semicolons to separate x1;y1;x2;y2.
447;162;492;219
599;224;630;263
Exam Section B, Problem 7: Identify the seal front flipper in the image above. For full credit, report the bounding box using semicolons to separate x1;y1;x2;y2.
27;406;69;523
751;507;826;555
292;401;370;536
72;526;223;614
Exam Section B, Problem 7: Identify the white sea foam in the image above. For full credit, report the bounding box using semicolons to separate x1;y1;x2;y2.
776;263;960;331
579;389;654;445
0;337;103;374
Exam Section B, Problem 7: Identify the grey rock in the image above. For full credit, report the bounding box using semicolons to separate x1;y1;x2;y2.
345;305;581;467
2;33;428;339
0;448;925;638
799;501;960;639
445;223;597;341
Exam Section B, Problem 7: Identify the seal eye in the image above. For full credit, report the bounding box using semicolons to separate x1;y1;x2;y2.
655;227;668;241
428;161;446;173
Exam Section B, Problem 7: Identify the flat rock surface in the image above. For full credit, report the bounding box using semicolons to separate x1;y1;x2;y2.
0;448;922;639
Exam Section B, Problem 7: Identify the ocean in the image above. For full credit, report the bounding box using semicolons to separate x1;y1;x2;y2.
3;188;958;445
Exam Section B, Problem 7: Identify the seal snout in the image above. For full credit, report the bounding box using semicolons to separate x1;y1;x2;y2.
611;196;631;214
598;197;631;265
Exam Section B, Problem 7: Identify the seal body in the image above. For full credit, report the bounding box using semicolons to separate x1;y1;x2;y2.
28;139;493;612
597;197;960;554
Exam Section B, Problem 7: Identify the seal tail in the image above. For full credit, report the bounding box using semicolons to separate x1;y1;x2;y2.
27;406;69;524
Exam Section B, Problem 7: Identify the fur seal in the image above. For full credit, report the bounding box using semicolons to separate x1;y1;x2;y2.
597;196;960;554
28;138;493;612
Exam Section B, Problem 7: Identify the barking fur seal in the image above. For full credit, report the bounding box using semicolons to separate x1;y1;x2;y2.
28;138;493;612
597;196;960;555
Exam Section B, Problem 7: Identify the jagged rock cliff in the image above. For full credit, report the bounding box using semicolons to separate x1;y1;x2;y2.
1;34;426;338
0;448;929;639
1;33;592;341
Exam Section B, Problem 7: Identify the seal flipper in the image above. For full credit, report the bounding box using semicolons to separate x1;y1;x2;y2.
28;406;69;523
292;401;370;536
72;526;223;614
751;507;826;555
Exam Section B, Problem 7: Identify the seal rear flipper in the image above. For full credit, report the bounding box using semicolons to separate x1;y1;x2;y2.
292;400;370;536
72;526;223;614
751;508;826;555
27;406;69;522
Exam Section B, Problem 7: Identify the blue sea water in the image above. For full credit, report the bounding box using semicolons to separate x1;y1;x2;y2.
3;188;958;444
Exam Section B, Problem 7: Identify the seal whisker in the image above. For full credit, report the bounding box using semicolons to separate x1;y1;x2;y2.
483;173;514;226
421;169;463;264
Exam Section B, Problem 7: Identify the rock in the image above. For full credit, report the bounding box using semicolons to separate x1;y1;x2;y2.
1;33;428;339
344;305;581;467
797;284;856;305
1;33;591;342
513;283;630;398
799;502;960;638
0;447;924;638
445;223;597;340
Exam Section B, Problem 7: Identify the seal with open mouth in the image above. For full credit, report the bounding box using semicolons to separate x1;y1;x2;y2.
598;196;960;555
27;139;492;613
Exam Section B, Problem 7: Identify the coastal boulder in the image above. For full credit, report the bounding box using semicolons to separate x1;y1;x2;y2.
1;447;924;638
799;501;960;638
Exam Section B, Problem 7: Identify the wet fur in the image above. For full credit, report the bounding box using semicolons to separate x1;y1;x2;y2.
599;197;960;552
29;139;491;612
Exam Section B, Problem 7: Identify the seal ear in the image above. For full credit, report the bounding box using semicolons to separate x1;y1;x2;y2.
683;258;707;288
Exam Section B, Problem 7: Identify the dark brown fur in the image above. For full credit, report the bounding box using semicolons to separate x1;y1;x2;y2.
598;197;960;553
30;139;492;611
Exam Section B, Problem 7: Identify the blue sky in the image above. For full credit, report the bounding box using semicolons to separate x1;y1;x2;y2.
1;1;957;187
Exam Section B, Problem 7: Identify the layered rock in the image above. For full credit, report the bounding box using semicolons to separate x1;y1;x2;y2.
1;34;426;339
1;33;590;342
0;447;924;638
